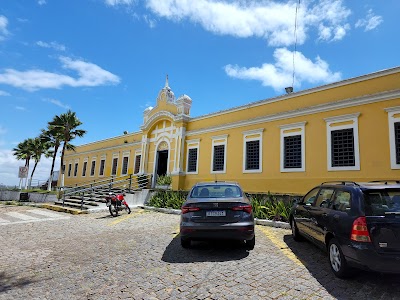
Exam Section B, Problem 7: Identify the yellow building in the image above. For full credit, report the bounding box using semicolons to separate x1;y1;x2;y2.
63;67;400;195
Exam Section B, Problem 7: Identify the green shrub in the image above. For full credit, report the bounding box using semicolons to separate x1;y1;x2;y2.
148;190;187;209
156;174;172;186
249;192;293;222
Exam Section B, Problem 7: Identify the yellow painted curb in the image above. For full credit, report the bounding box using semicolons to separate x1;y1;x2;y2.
40;204;88;215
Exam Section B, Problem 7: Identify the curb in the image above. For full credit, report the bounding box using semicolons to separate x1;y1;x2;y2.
139;205;291;229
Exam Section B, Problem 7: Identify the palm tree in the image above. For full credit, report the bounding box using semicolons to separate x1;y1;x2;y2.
41;127;63;191
12;138;35;188
28;136;53;189
48;110;87;187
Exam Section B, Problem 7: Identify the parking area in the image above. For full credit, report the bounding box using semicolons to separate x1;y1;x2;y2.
1;206;399;300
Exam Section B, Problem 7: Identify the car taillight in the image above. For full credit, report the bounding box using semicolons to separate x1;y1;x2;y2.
232;205;252;214
181;206;200;214
350;217;371;242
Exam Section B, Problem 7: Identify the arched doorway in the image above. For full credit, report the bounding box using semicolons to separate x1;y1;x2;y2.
154;141;169;186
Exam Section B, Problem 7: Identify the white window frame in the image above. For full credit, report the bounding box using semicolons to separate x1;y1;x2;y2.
186;139;200;174
211;134;228;174
121;151;130;175
111;153;119;176
67;162;72;177
82;157;88;177
242;129;263;173
134;150;142;174
280;122;306;172
90;157;97;177
385;106;400;169
99;155;106;177
73;159;79;177
325;113;360;171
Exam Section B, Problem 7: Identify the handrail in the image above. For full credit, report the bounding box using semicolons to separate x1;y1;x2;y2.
60;174;152;208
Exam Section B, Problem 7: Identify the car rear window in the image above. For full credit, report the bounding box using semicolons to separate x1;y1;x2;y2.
190;185;242;198
363;189;400;216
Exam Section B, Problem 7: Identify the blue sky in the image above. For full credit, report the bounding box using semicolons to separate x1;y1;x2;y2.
0;0;398;186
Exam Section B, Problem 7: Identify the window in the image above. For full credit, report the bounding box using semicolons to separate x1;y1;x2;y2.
82;161;87;177
67;163;72;177
315;188;335;208
325;113;360;171
121;156;129;175
243;129;263;173
186;140;199;174
330;190;351;212
111;157;118;175
303;188;319;205
386;106;400;169
74;163;78;177
134;155;141;174
280;122;305;172
211;135;228;173
99;159;105;176
90;160;96;176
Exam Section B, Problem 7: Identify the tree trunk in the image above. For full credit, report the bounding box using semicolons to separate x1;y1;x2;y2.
48;144;59;191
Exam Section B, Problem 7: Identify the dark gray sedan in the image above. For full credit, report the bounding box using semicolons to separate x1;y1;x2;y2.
180;182;255;249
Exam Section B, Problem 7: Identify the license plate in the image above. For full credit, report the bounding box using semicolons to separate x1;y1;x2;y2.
206;210;226;217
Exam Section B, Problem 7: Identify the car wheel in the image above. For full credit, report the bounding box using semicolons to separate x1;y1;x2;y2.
245;236;255;250
291;219;302;241
181;238;191;249
328;238;352;278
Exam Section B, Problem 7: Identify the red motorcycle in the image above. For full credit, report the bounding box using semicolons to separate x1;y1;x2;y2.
105;192;131;217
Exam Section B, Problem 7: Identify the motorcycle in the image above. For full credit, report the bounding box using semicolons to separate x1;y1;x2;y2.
105;192;131;217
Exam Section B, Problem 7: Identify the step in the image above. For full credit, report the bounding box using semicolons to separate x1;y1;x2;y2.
60;198;100;206
54;200;91;210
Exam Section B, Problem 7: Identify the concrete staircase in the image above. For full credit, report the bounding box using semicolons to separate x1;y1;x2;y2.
48;174;151;214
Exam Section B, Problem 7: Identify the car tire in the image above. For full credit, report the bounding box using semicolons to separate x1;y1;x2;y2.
291;219;302;242
181;238;191;249
245;236;255;250
328;238;352;278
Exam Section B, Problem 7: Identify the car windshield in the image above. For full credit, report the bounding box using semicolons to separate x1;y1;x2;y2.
190;185;242;198
363;189;400;216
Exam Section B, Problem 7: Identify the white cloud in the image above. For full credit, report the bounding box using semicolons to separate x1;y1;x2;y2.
224;48;341;91
0;149;60;186
15;106;26;111
43;98;70;109
37;40;66;51
0;90;10;96
355;9;383;31
38;0;47;5
0;15;9;41
144;0;351;46
105;0;135;6
0;56;121;91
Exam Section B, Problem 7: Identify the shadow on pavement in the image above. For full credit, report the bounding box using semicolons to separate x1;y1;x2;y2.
162;236;250;263
283;235;400;299
0;272;36;293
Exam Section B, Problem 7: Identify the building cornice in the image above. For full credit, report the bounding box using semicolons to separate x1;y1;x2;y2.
65;141;142;158
190;67;400;122
186;89;400;136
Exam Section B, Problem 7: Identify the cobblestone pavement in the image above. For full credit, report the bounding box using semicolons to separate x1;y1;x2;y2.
0;206;399;300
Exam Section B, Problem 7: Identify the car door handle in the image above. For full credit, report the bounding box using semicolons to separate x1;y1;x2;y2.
333;215;340;220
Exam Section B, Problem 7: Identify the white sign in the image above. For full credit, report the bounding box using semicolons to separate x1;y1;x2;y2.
19;166;28;178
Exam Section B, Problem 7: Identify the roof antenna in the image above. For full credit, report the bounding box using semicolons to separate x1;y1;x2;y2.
291;0;301;91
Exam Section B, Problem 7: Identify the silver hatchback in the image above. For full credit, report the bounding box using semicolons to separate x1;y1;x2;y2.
180;182;255;249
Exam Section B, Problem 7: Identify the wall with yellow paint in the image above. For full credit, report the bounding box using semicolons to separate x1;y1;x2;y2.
63;68;400;195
